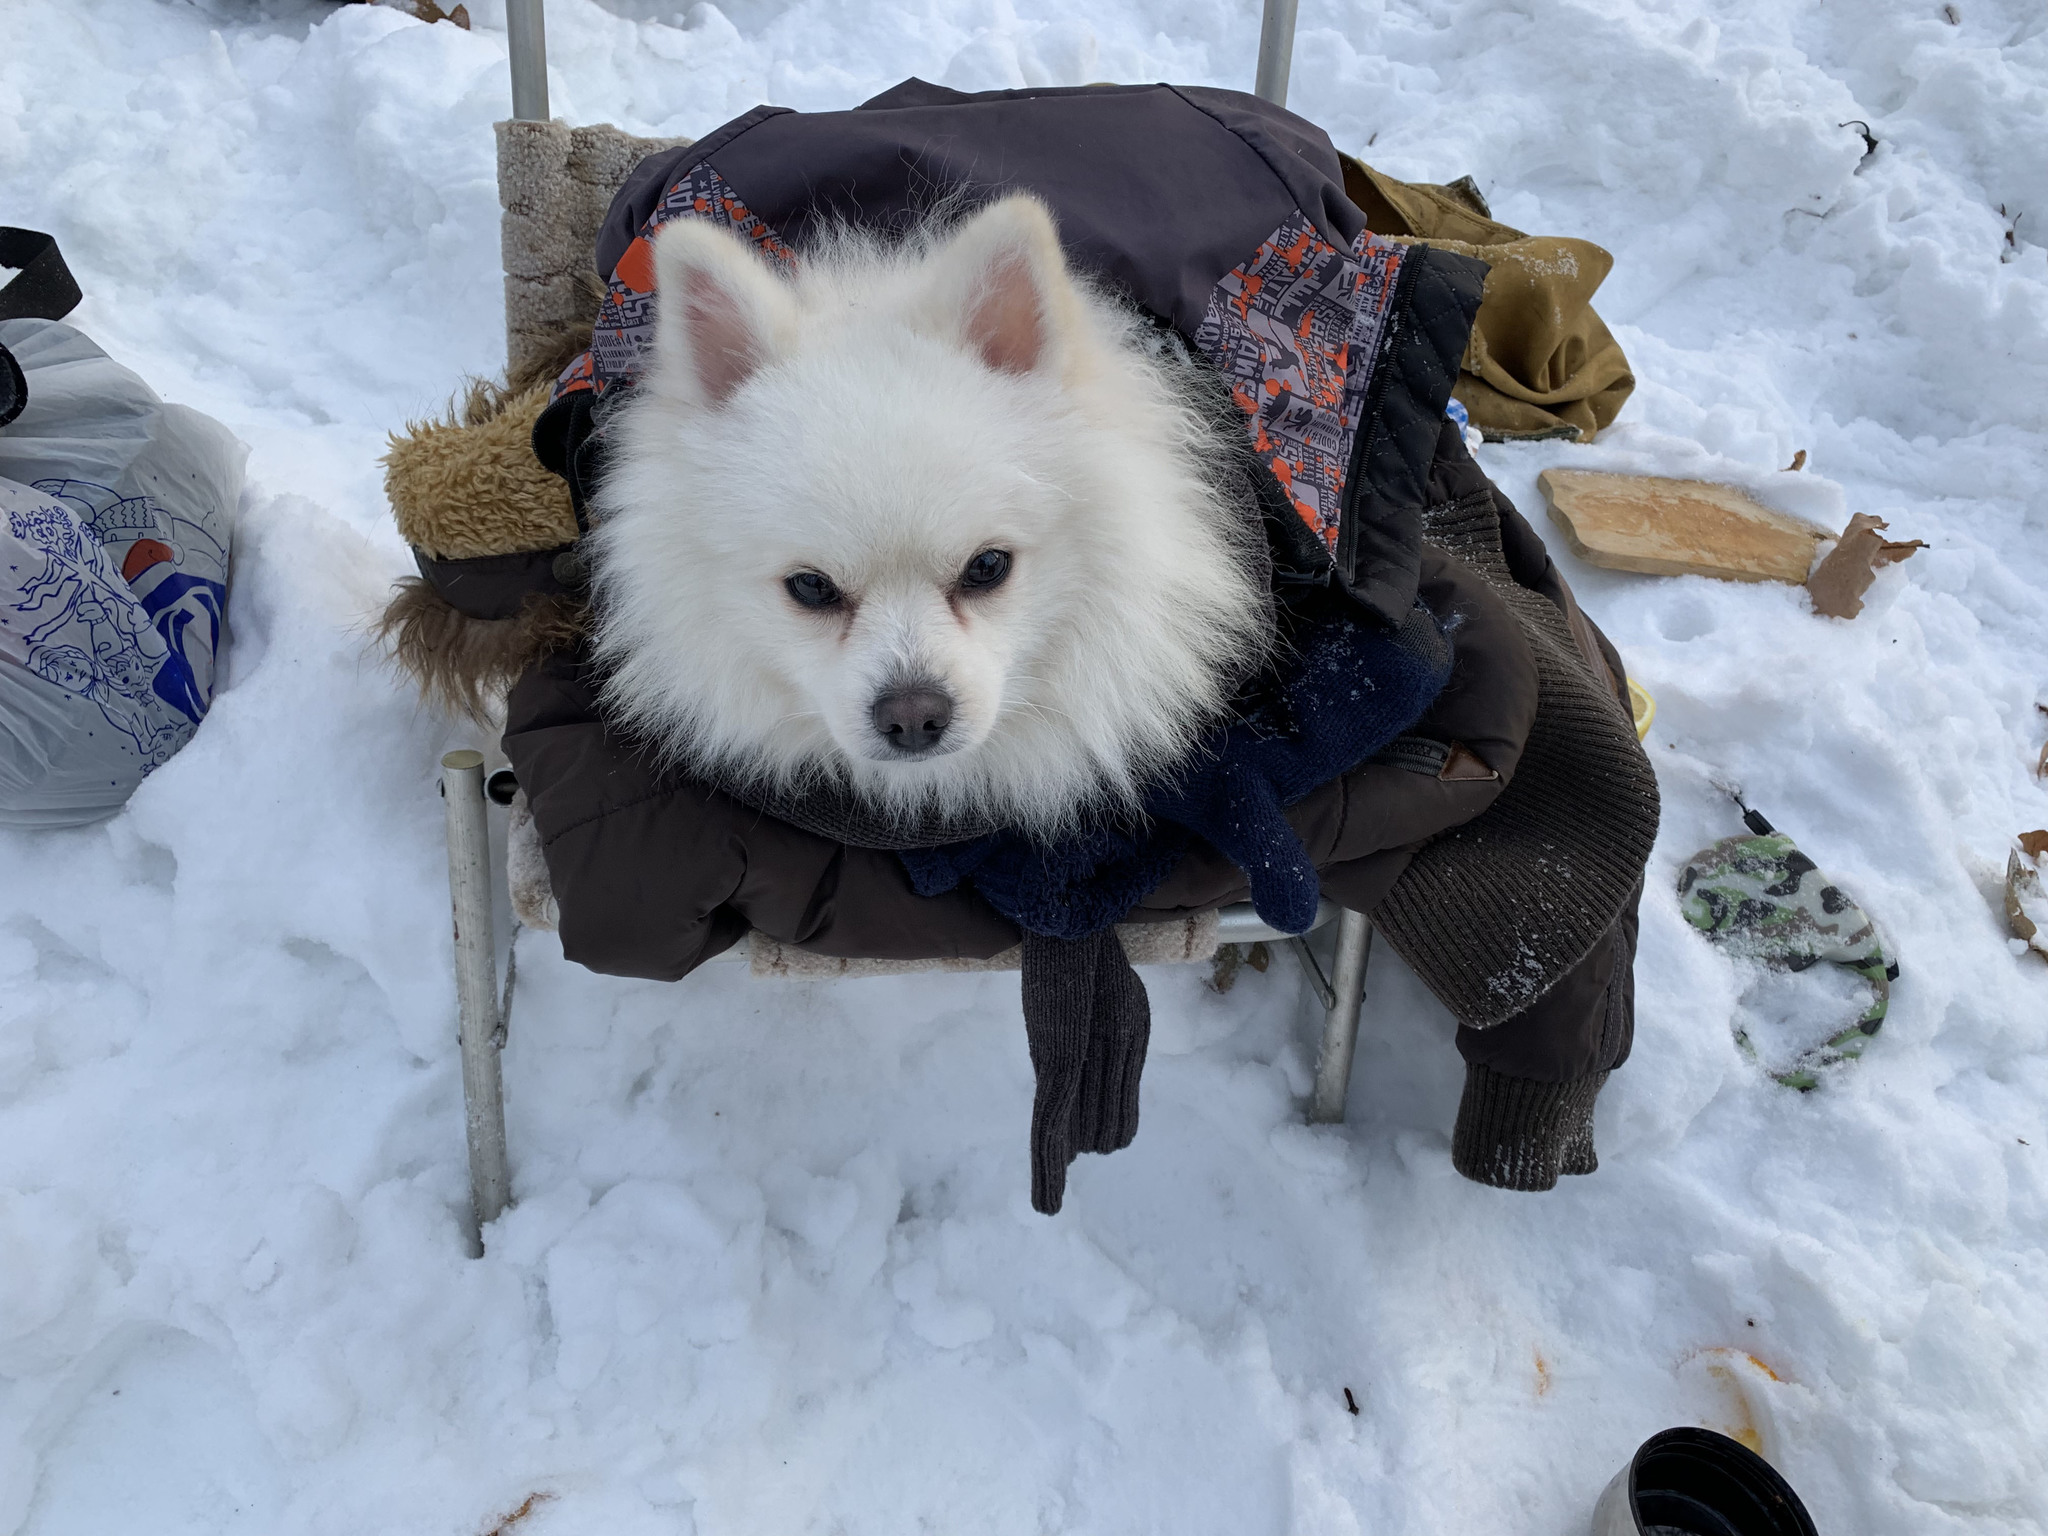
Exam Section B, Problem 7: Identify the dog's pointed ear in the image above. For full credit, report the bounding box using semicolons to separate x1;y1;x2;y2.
650;219;794;409
926;195;1079;379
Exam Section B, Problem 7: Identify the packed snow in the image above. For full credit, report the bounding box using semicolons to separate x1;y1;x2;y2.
3;0;2046;1531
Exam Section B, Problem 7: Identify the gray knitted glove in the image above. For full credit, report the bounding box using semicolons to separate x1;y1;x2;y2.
1020;928;1151;1214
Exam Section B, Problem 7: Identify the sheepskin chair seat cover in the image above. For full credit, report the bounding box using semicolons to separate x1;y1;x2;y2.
497;118;694;384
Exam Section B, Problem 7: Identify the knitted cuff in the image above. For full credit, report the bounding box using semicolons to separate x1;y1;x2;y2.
1452;1063;1607;1191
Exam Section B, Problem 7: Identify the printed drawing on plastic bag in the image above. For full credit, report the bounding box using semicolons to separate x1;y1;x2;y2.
0;317;245;827
4;479;222;754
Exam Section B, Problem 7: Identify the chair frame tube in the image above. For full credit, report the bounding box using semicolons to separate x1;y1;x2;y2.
1308;910;1372;1123
506;0;550;121
507;0;1293;120
443;750;512;1255
1254;0;1299;107
1256;0;1369;1131
469;1;1364;1237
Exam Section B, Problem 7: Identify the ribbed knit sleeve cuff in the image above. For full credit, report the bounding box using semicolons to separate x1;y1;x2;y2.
1452;1062;1607;1191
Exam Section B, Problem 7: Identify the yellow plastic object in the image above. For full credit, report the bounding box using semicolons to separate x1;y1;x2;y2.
1629;679;1656;742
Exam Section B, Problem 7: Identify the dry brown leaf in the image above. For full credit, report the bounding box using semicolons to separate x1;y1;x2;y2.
482;1492;555;1536
448;3;471;27
1807;513;1928;619
2010;850;2047;955
2008;853;2035;936
2037;739;2048;778
1208;944;1244;994
1784;449;1807;472
2020;830;2048;858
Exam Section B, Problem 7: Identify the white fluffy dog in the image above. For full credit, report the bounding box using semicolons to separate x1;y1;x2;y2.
590;194;1271;837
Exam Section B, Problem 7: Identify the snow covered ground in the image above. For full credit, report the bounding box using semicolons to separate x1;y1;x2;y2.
3;0;2046;1530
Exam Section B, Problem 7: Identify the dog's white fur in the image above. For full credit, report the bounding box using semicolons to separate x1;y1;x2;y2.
590;194;1270;835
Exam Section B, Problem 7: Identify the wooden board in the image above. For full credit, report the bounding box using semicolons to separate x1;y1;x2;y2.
1538;468;1834;584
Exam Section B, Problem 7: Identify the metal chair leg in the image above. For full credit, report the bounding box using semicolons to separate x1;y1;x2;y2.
506;0;549;122
443;749;512;1255
1254;0;1300;107
1287;934;1336;1011
1308;909;1372;1124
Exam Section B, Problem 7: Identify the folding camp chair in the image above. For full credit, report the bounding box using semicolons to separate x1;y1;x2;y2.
440;0;1375;1257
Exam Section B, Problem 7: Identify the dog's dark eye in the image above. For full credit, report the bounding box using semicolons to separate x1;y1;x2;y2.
959;549;1012;591
785;570;842;609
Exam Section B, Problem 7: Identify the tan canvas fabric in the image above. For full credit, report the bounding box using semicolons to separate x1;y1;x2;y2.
1341;157;1634;443
746;912;1221;977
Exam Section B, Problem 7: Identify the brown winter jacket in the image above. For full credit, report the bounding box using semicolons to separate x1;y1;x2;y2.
506;543;1529;977
502;478;1643;1190
485;82;1653;1194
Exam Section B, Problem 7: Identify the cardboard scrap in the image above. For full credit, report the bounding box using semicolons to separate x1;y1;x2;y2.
1538;469;1833;584
1806;513;1927;619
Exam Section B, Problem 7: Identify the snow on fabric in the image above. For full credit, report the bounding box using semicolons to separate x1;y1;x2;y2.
0;1;2045;1534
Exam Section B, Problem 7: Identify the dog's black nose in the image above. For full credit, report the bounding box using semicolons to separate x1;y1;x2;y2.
872;687;953;753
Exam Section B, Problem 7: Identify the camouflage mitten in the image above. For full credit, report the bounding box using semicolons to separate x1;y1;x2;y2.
1677;812;1897;1089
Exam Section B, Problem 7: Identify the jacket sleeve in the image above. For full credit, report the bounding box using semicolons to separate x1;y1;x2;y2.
501;652;1020;981
1445;582;1641;1193
1394;426;1652;1189
1450;883;1639;1190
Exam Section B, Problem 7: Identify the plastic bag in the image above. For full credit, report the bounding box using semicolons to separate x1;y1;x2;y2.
0;318;245;827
